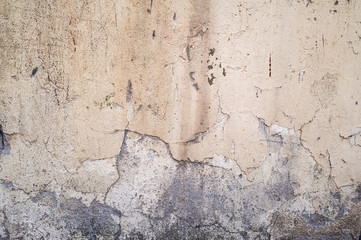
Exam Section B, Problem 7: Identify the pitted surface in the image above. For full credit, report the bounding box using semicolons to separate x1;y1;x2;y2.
1;0;361;239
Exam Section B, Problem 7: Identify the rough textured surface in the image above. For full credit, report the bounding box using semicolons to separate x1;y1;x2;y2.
1;0;361;239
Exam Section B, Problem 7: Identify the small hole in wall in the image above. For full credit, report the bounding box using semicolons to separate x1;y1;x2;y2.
152;30;155;39
356;101;358;105
31;67;38;77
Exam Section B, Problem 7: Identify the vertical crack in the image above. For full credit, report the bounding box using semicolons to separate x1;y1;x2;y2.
0;125;10;155
126;81;133;128
105;130;129;200
0;125;4;152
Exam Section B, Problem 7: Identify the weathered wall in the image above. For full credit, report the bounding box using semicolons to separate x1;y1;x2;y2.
1;0;361;239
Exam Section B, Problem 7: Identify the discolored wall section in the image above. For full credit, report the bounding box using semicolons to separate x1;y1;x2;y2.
1;0;361;239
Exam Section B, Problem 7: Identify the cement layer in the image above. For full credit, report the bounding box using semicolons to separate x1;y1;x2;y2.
1;0;361;239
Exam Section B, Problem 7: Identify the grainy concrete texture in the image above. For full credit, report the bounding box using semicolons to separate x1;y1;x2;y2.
1;0;361;239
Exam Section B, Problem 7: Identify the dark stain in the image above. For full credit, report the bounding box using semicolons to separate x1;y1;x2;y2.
0;125;4;152
0;125;10;155
31;67;38;77
333;192;341;201
209;48;215;56
162;163;205;224
208;73;215;85
106;132;332;239
61;199;121;239
126;80;133;103
32;190;58;208
268;133;284;147
271;186;361;240
356;101;358;105
156;147;289;238
223;68;226;76
173;12;176;21
352;184;361;203
189;72;195;82
189;72;199;91
269;54;272;77
155;162;247;238
192;83;199;91
207;65;213;70
152;30;155;39
128;231;145;239
334;0;339;5
137;105;143;112
271;209;359;240
2;208;10;239
185;131;206;145
155;221;234;239
0;181;15;190
303;213;331;230
265;171;294;202
186;45;191;61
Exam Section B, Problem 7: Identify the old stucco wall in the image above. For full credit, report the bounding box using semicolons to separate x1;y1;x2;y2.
1;0;361;239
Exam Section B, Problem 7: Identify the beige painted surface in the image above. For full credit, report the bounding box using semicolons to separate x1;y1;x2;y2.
1;0;361;238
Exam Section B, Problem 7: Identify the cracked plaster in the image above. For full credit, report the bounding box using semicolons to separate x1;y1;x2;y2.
1;0;361;239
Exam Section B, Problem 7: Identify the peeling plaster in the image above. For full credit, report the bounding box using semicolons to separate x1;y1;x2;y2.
1;0;361;238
